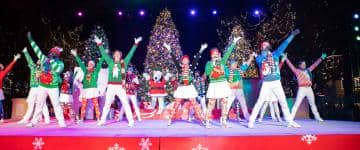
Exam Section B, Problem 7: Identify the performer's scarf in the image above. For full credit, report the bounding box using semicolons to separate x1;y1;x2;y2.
228;69;234;82
181;64;190;85
86;68;94;82
266;53;275;73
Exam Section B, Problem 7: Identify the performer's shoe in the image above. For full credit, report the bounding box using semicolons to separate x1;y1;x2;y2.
77;120;84;125
26;122;34;128
59;121;67;128
128;122;135;128
97;120;105;126
205;121;211;129
0;119;4;123
17;119;28;125
277;118;284;123
45;120;51;125
247;122;255;128
315;117;324;122
257;118;263;123
221;118;232;128
238;117;246;122
167;119;172;126
157;109;163;115
138;118;142;122
287;121;301;128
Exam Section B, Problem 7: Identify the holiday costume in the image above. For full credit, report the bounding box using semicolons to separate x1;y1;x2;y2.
204;41;237;128
74;55;105;122
97;39;139;127
26;34;66;127
59;75;76;121
226;63;250;121
286;55;325;121
0;57;18;121
248;33;300;128
18;49;50;124
144;71;168;115
167;46;205;126
194;74;207;115
118;72;141;121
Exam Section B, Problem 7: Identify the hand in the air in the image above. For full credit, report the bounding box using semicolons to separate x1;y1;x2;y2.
134;37;143;44
70;49;77;56
163;43;171;51
233;36;241;43
200;43;208;53
14;53;21;60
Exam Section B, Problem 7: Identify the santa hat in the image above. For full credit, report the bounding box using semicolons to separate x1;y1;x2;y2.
181;55;190;61
260;41;271;51
50;46;63;56
210;48;220;57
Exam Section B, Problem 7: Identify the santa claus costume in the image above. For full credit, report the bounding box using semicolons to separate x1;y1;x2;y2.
164;43;207;126
96;36;142;127
204;37;240;128
145;70;168;115
0;52;20;123
248;29;301;128
26;32;66;128
18;48;50;125
286;53;327;122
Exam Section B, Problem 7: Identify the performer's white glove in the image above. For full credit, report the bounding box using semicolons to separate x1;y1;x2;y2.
291;29;300;36
200;43;208;53
134;36;143;44
163;43;171;51
143;73;150;80
252;52;258;57
93;35;102;45
281;53;287;62
22;47;28;53
14;53;21;60
164;72;172;81
70;49;77;56
233;36;241;43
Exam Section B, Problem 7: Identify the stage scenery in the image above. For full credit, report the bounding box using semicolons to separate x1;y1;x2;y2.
0;0;359;150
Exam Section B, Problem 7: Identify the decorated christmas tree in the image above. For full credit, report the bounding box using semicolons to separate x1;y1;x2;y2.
142;8;183;102
224;25;258;78
83;25;110;62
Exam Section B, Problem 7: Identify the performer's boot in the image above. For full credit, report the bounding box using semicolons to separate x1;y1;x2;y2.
205;99;216;129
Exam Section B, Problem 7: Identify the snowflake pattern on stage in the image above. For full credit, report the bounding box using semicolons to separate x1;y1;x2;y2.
139;138;152;150
32;137;45;150
301;134;318;145
192;144;208;150
108;143;125;150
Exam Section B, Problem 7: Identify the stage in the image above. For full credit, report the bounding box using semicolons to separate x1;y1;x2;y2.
0;119;359;150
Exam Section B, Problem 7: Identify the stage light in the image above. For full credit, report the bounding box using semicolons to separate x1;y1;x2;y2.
118;11;123;16
354;13;359;19
77;11;83;17
212;10;218;15
355;26;359;32
357;35;360;41
139;10;145;16
190;9;196;16
254;10;260;16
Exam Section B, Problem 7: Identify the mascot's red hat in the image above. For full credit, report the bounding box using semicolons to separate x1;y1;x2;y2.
210;48;220;57
50;46;63;56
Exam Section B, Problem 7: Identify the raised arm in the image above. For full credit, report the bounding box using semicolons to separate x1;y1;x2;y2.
273;29;300;57
308;53;327;72
27;32;46;62
222;37;241;63
240;52;256;72
2;54;20;75
285;58;298;74
163;43;181;71
95;57;105;73
190;43;207;71
124;37;143;66
94;35;113;65
22;47;35;68
50;60;64;74
205;62;212;76
71;49;86;73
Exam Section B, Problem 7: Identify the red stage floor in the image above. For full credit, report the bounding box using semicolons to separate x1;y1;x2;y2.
0;119;359;150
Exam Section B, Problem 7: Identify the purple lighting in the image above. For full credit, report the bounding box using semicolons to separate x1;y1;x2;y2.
254;10;260;15
77;11;83;17
212;10;218;15
139;10;145;16
118;11;123;16
190;9;196;16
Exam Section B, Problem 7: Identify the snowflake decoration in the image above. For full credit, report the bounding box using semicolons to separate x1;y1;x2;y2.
32;137;45;150
192;144;208;150
301;134;318;145
139;138;152;150
108;143;125;150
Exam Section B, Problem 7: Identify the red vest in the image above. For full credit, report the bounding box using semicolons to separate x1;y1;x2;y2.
149;79;166;95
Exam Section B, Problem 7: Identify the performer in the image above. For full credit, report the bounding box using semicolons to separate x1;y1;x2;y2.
26;32;66;128
58;71;76;122
204;36;241;128
258;53;287;122
226;53;256;122
194;71;207;115
287;53;327;121
18;48;50;124
164;43;207;126
0;53;20;123
248;29;301;128
70;49;104;124
118;67;141;121
95;35;143;127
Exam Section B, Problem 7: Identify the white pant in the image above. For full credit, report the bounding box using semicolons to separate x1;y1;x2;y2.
119;95;141;121
227;89;249;120
21;88;50;122
31;86;65;125
100;84;134;124
259;101;281;120
291;87;322;120
150;96;164;110
249;80;293;123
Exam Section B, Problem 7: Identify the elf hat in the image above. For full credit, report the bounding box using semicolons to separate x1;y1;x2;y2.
50;46;63;56
260;41;271;51
210;48;220;57
181;55;190;61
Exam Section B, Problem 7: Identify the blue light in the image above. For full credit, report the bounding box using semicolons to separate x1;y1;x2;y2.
355;26;359;32
139;10;145;16
190;9;196;16
354;13;359;19
212;10;217;15
254;10;260;16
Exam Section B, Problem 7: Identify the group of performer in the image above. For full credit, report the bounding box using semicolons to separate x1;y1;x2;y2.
0;28;328;129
